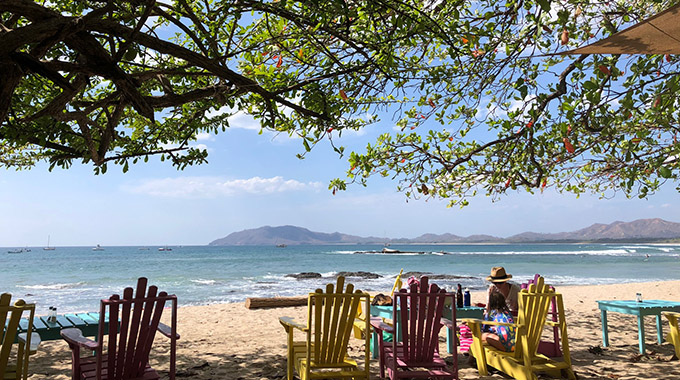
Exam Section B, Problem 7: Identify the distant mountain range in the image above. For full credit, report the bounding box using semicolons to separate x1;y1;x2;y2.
208;218;680;246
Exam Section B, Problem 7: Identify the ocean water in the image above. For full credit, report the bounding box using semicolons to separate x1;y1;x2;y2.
1;243;679;314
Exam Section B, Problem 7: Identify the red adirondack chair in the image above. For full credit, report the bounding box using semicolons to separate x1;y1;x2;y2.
370;276;457;380
61;278;179;380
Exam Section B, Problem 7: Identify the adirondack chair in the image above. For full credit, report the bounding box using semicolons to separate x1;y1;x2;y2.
279;276;370;380
522;274;562;357
60;277;179;380
370;276;457;380
463;276;575;380
662;311;680;358
1;293;40;380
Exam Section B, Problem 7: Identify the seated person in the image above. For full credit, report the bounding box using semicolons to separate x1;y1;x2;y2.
482;291;515;352
486;266;520;315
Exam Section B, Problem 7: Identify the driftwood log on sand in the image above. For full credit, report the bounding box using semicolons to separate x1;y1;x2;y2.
245;296;309;309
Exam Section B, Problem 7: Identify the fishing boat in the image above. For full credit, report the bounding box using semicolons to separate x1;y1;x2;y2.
158;246;172;251
43;235;55;251
276;243;287;248
92;244;105;251
7;248;23;254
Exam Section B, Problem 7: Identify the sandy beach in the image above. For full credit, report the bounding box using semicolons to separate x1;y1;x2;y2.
24;280;680;379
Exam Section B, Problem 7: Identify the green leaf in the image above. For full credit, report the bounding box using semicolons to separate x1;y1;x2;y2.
536;0;551;13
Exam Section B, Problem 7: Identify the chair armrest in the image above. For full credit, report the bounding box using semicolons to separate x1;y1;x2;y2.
17;332;41;354
157;322;180;340
460;318;518;328
370;318;394;333
459;318;483;325
60;328;99;350
662;311;680;318
279;316;308;332
440;317;455;329
546;321;560;327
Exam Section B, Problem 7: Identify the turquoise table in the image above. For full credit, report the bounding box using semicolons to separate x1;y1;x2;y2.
16;312;111;342
597;299;680;354
370;305;484;357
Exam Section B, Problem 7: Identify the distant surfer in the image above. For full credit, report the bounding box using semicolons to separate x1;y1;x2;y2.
644;253;650;262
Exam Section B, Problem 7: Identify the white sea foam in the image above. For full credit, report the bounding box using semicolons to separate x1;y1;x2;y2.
453;249;634;256
190;279;221;286
18;282;85;290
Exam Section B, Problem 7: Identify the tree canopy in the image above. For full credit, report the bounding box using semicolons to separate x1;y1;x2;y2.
1;0;679;205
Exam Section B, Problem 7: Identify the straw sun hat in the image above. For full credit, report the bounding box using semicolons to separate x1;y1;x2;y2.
486;267;513;282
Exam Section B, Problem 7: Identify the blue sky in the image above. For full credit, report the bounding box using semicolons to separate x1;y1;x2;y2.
1;109;678;247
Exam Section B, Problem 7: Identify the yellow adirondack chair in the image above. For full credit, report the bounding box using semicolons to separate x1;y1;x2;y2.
463;276;575;380
1;293;40;380
279;276;370;380
352;269;403;339
662;311;680;358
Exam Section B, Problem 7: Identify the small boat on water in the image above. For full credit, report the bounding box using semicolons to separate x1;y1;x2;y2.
7;248;23;254
44;235;55;251
158;246;172;251
138;247;150;251
382;247;400;253
92;244;105;251
276;243;287;248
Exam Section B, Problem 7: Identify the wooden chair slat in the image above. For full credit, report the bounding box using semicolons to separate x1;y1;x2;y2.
131;285;158;377
312;289;322;369
108;294;120;380
123;278;147;379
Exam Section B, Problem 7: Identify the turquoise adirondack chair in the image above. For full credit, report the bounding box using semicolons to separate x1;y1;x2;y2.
370;276;457;379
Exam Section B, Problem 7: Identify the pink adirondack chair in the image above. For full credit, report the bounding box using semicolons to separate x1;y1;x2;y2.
370;276;457;380
61;278;179;380
522;274;562;357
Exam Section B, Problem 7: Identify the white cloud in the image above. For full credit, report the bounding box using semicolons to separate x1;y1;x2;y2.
228;111;261;130
195;132;213;141
123;176;322;198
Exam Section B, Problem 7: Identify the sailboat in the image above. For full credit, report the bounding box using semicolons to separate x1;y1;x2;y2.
43;235;55;251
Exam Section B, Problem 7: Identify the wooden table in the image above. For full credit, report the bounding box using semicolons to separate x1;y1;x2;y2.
597;299;680;354
16;312;110;342
370;305;484;357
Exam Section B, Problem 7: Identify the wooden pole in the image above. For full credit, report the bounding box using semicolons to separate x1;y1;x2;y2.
245;296;309;309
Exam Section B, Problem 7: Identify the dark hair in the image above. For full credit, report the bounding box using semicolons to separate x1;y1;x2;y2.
488;290;509;313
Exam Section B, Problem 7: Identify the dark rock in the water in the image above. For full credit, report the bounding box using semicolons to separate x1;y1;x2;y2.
285;272;322;279
336;271;382;279
401;271;476;280
428;274;477;280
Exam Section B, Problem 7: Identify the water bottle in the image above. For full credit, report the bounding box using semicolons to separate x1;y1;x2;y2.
456;284;464;308
47;306;56;323
463;288;471;307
